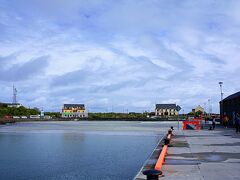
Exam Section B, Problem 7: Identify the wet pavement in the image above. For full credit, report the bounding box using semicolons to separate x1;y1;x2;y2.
136;126;240;180
162;127;240;180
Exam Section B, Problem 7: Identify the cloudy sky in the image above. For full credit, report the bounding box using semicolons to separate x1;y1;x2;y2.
0;0;240;113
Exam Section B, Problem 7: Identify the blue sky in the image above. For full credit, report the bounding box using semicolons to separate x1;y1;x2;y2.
0;0;240;113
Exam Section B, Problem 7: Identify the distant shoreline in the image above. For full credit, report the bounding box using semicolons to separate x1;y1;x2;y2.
0;118;184;124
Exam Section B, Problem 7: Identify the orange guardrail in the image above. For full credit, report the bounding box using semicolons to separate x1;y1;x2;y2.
154;132;172;171
155;145;168;170
143;129;173;179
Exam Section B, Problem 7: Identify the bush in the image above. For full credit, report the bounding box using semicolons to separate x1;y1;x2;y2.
0;106;39;117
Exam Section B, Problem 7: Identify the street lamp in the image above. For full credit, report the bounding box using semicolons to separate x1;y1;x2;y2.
219;82;223;120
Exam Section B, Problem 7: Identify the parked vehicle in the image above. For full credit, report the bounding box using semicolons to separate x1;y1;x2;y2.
30;115;40;119
12;116;20;119
21;116;28;119
214;118;221;124
44;115;52;119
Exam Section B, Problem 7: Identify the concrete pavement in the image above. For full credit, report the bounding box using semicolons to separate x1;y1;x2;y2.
136;127;240;180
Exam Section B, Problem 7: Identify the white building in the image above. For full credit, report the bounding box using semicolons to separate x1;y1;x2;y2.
155;104;178;116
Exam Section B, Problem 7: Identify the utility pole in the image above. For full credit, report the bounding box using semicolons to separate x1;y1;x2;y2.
12;85;17;104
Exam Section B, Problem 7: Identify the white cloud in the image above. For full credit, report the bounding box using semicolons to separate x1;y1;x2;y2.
0;0;240;113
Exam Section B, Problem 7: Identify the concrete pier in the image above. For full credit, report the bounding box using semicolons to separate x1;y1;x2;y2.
136;127;240;180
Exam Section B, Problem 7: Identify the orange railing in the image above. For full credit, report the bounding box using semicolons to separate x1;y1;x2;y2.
143;129;173;179
154;132;172;171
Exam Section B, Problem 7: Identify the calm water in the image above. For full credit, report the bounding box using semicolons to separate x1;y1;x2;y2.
0;121;173;180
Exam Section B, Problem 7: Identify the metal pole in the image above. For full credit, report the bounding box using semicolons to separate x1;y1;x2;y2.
178;114;179;130
178;110;179;130
208;99;210;117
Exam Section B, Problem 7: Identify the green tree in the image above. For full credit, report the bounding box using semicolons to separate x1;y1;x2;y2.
195;110;203;117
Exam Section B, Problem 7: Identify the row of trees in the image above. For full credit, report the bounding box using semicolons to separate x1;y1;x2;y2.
2;105;204;119
44;112;61;118
0;105;39;118
88;112;148;119
187;110;205;117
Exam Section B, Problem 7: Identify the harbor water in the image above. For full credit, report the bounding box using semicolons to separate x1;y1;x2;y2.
0;121;175;180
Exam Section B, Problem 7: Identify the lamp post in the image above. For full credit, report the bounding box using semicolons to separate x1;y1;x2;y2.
219;82;223;120
208;99;210;117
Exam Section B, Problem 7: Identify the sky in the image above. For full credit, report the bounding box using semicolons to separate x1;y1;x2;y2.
0;0;240;113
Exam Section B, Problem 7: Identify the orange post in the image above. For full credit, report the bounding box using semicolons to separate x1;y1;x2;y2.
155;145;168;170
154;130;172;171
